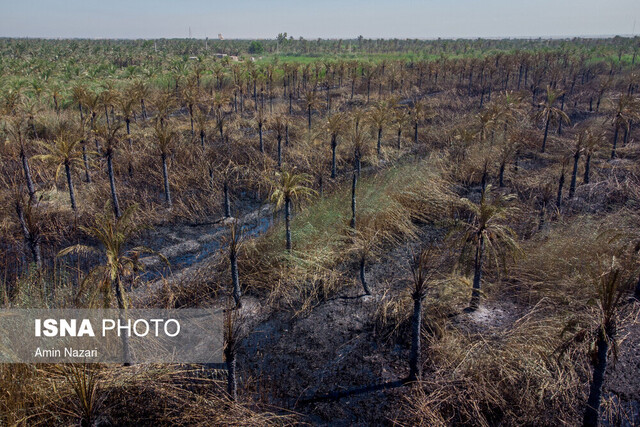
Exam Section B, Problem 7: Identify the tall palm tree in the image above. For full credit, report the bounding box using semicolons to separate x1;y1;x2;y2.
95;121;124;218
33;130;85;211
58;204;162;364
269;171;316;251
535;86;570;153
453;186;521;310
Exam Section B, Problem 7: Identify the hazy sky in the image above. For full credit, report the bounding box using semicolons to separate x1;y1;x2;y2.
1;0;639;39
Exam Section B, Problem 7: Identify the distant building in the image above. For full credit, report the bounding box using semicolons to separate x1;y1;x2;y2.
215;53;228;59
218;33;224;40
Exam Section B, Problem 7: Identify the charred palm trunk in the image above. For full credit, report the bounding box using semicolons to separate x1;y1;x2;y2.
499;161;506;187
126;119;134;177
65;161;77;211
397;128;402;149
277;134;282;168
225;346;237;401
583;325;614;427
113;275;132;366
470;234;485;310
285;195;292;251
538;201;547;230
350;171;357;228
106;150;121;218
611;125;619;159
15;200;42;270
331;136;337;179
223;180;231;218
541;116;550;153
408;292;423;381
557;167;565;209
377;127;383;156
584;154;592;184
258;124;264;153
414;122;419;144
360;256;371;295
82;143;91;183
161;152;171;207
230;247;241;307
569;151;580;198
200;129;205;148
20;147;36;200
557;94;566;135
308;105;312;130
354;149;361;175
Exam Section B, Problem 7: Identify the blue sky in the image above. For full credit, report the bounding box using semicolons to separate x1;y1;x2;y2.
1;0;638;39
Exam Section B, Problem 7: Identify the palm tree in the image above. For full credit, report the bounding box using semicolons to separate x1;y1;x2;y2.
152;118;178;206
14;196;42;270
453;186;521;310
583;255;634;427
568;132;585;198
303;90;320;130
608;94;638;159
349;228;383;296
268;113;287;168
33;131;85;211
95;121;124;218
4;116;36;200
58;204;162;364
367;101;391;157
407;245;440;382
583;129;604;185
393;108;410;150
350;128;369;175
535;86;570;153
255;108;266;153
326;112;345;178
269;171;316;251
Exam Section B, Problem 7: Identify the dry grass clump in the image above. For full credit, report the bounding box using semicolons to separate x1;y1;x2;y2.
399;308;589;426
1;364;297;426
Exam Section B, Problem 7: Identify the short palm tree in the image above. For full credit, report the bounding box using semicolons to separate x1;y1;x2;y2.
269;171;316;251
326;112;345;178
407;245;441;381
608;94;638;159
535;86;570;153
367;101;391;157
303;90;321;130
152;118;178;206
58;204;163;364
393;108;410;150
452;186;521;310
583;254;635;427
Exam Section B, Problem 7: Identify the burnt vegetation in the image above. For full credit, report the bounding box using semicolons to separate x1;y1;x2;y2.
1;36;640;426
